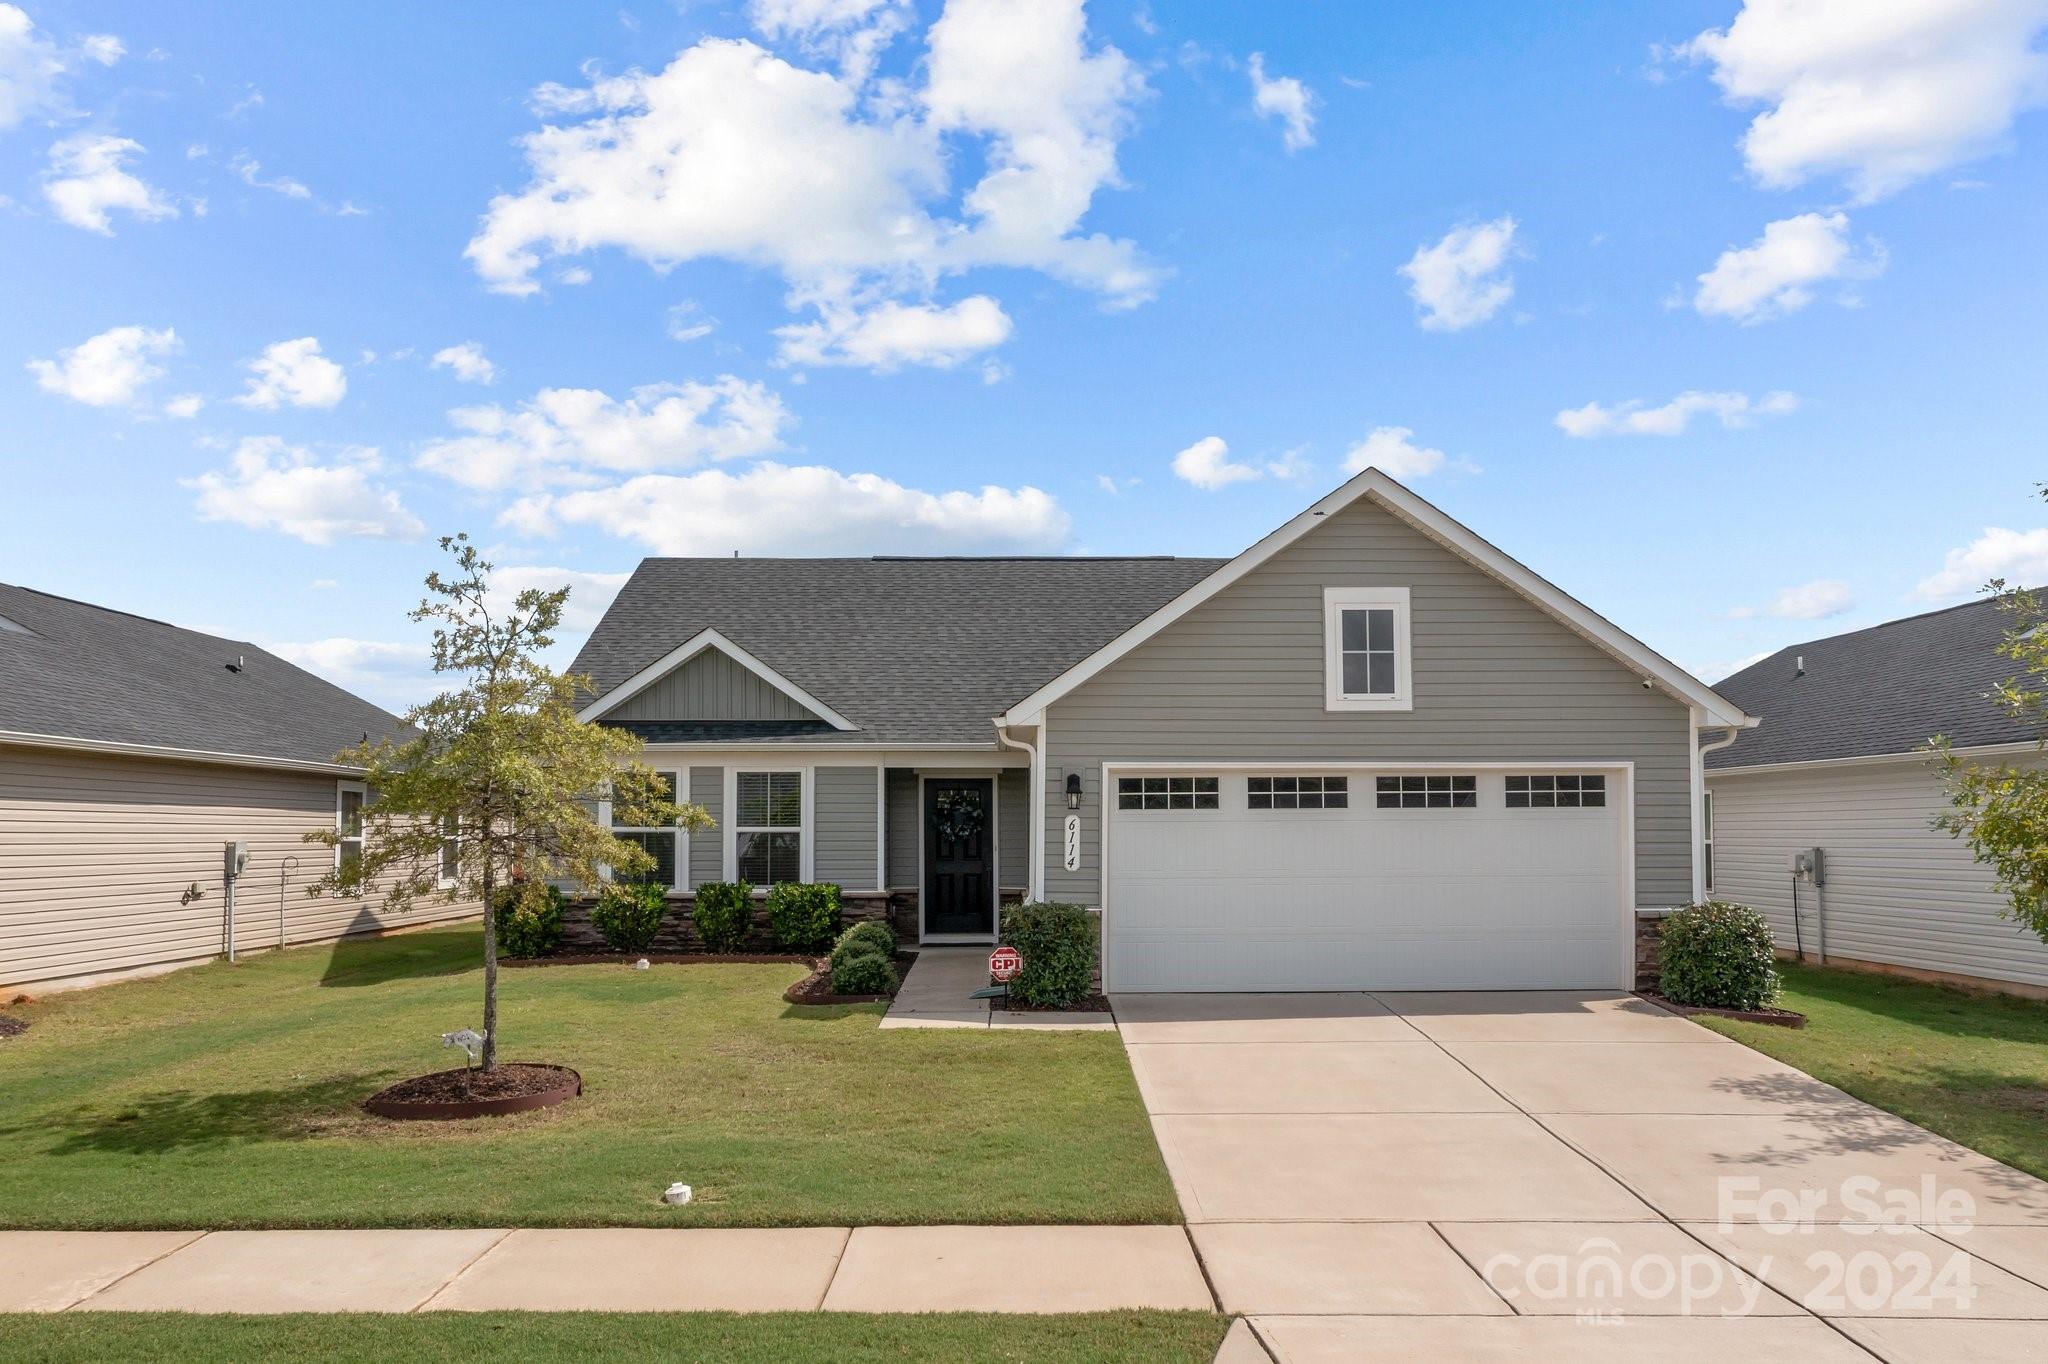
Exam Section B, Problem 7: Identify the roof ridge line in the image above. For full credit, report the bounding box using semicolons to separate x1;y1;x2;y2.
1761;588;2036;655
0;581;254;646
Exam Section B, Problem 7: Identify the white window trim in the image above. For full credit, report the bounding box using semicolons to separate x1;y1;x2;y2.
335;780;368;883
722;766;812;890
437;814;460;889
608;769;686;891
1323;586;1412;712
1702;789;1715;893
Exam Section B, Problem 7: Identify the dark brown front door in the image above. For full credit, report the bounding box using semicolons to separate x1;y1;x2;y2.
924;778;994;937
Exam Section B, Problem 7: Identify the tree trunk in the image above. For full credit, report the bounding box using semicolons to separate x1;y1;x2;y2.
480;860;498;1073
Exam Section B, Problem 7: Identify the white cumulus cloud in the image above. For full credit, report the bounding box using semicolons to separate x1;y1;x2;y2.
431;341;497;385
1729;578;1855;620
1399;216;1518;331
465;1;1154;366
529;461;1070;556
267;637;438;712
1556;389;1798;437
775;295;1012;370
1343;426;1449;480
416;377;792;492
1248;52;1316;152
1914;527;2048;601
234;337;348;409
1677;0;2048;202
1693;211;1882;323
42;134;176;234
746;0;911;85
0;4;62;128
186;437;425;545
488;565;632;633
26;324;178;406
163;392;204;418
665;301;717;342
1171;435;1260;491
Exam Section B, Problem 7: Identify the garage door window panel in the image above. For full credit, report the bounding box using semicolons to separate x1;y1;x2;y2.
1375;775;1476;809
1323;587;1412;712
1117;776;1219;811
1248;775;1348;810
1506;775;1606;809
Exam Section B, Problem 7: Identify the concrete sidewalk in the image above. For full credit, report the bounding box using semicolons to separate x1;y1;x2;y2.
879;947;1113;1030
0;1225;1214;1315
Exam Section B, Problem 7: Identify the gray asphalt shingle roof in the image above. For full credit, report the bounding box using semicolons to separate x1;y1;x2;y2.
0;583;407;768
570;556;1229;745
1707;593;2039;769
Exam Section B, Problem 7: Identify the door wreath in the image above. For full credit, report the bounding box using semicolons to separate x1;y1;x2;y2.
931;790;986;845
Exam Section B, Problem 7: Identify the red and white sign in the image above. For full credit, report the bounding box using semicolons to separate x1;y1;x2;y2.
989;945;1023;982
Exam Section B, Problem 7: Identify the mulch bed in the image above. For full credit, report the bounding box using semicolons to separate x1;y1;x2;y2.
1639;992;1807;1029
0;1014;27;1040
784;952;919;1006
363;1063;581;1120
503;951;816;968
1000;992;1113;1014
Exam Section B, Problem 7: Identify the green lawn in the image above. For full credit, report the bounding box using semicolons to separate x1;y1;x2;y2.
1695;960;2048;1181
0;1313;1229;1363
0;926;1178;1229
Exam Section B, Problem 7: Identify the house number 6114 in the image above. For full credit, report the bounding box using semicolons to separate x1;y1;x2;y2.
1062;814;1081;872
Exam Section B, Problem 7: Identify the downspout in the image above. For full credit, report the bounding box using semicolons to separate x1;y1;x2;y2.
993;718;1043;904
1693;719;1749;903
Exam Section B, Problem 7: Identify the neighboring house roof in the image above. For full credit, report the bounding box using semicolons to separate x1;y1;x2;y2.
0;582;407;771
1708;593;2039;770
570;557;1228;744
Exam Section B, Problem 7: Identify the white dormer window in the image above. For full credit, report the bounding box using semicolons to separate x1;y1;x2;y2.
1323;586;1412;712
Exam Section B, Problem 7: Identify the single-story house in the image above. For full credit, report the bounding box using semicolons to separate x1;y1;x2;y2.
572;468;1751;993
1706;595;2048;995
0;583;476;993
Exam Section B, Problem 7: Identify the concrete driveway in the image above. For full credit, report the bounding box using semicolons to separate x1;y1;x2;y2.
1117;990;2048;1364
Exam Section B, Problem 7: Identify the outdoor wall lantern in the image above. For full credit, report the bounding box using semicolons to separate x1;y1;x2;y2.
1065;772;1083;810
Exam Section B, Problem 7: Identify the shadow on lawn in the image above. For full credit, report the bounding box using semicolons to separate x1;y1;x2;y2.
318;916;477;989
5;1074;382;1155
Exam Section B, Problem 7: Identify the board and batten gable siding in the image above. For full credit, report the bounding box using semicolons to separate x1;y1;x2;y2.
686;766;724;889
812;764;880;889
1708;758;2048;990
1041;495;1695;907
0;746;477;991
608;648;820;723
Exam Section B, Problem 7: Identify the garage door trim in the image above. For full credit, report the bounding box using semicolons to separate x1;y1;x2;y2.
1099;759;1637;992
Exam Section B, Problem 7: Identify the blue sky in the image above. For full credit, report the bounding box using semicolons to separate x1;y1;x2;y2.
5;0;2047;710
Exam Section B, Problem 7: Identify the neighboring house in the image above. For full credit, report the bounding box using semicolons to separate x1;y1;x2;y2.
573;468;1749;993
1706;595;2048;995
0;584;476;993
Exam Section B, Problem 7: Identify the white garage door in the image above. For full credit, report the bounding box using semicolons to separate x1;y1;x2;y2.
1104;768;1630;992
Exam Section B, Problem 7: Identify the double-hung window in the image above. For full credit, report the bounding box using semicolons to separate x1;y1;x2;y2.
1324;587;1412;711
611;771;681;889
438;815;460;888
336;782;367;881
1703;790;1715;891
735;771;803;885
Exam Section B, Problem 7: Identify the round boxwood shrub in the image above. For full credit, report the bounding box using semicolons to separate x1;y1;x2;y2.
1659;900;1782;1011
491;882;566;959
767;881;842;952
591;880;669;953
834;919;896;961
1000;900;1098;1008
691;881;754;954
831;944;899;996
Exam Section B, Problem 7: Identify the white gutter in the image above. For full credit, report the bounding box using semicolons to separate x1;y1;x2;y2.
1690;716;1753;903
0;729;366;776
993;718;1044;903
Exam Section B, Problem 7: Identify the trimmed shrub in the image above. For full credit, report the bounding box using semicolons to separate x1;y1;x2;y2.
831;944;899;996
1659;900;1782;1011
767;881;843;952
692;881;754;954
491;882;566;959
591;880;669;953
1000;900;1097;1008
834;919;896;961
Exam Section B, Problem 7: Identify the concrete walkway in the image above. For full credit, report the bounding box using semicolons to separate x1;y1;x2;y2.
0;1225;1213;1315
1118;990;2048;1364
879;946;1112;1030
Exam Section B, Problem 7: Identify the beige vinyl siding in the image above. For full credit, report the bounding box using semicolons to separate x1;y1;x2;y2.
686;766;723;888
812;764;880;890
885;768;920;888
998;767;1028;891
609;649;819;722
1708;757;2048;989
0;746;477;991
1043;495;1694;906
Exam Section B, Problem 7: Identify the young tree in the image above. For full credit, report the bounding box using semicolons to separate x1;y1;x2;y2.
1935;564;2048;946
307;534;711;1070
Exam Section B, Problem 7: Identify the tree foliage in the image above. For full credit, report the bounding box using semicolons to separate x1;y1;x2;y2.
304;534;711;1067
1935;561;2048;945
